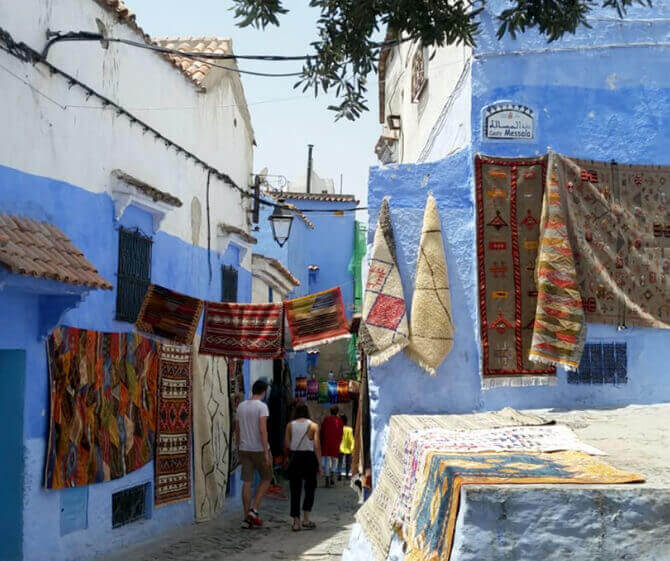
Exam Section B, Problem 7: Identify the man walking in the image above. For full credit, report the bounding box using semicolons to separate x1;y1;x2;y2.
236;379;273;528
320;405;344;487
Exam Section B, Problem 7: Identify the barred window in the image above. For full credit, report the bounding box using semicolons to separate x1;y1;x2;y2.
112;483;150;528
222;265;238;302
568;342;627;385
116;228;152;322
411;46;428;102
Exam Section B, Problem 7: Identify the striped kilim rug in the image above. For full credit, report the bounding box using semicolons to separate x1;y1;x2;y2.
155;343;192;506
136;284;203;345
284;287;350;351
199;301;284;360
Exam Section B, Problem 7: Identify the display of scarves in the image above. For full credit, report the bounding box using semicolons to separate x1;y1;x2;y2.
295;376;307;399
359;197;410;365
531;151;670;369
355;408;551;561
199;301;284;360
227;358;245;473
475;155;556;387
192;345;230;522
318;379;329;403
327;379;338;403
349;220;367;314
337;380;350;403
393;424;606;533
306;378;319;401
405;450;643;561
407;194;454;375
155;343;192;506
45;327;158;489
136;284;203;345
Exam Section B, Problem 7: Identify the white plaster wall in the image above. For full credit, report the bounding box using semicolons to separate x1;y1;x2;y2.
382;37;472;163
0;0;253;246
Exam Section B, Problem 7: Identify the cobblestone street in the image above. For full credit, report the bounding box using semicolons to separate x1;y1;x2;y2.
104;480;359;561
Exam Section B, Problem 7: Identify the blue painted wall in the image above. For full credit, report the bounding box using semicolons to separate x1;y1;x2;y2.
0;164;252;561
367;5;670;480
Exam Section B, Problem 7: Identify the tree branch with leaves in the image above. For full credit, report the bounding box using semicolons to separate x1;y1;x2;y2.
232;0;652;121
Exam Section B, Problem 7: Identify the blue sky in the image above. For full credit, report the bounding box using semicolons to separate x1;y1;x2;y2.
129;0;379;204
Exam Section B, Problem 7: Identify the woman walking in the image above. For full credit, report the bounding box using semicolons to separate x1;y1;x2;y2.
284;402;321;531
338;415;354;480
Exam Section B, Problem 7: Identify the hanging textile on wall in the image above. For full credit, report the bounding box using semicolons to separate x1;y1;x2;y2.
45;327;158;489
349;220;367;314
199;302;284;360
359;197;410;366
318;379;329;403
475;155;556;387
227;358;245;474
307;378;319;401
136;284;203;345
295;376;307;399
155;343;192;506
193;345;230;523
531;152;670;368
327;379;338;403
337;380;350;403
284;287;351;350
407;194;455;375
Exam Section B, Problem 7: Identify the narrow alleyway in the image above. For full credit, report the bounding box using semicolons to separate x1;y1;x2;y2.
104;480;358;561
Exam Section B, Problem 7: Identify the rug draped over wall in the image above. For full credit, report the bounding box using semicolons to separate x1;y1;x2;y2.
136;284;203;345
475;155;556;387
45;327;158;489
193;344;230;522
227;358;245;474
154;343;192;506
531;151;670;368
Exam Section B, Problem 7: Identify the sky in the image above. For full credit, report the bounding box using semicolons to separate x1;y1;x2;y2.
129;0;380;205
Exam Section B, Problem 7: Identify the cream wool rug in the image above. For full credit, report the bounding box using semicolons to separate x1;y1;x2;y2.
407;194;454;375
359;197;410;366
192;338;231;523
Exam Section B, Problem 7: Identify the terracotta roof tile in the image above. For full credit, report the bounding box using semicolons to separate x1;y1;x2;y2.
154;37;233;89
96;0;151;42
0;214;113;290
254;254;300;287
280;191;359;204
112;170;182;207
264;193;315;229
218;223;257;245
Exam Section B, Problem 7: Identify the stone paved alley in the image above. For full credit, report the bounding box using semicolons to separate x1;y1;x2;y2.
104;481;359;561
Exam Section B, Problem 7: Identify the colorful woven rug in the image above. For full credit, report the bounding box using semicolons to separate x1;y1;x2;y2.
295;376;307;399
318;379;329;403
407;194;454;375
155;343;192;506
193;344;231;522
285;287;350;351
45;327;158;489
199;302;284;360
393;424;606;532
359;197;410;366
307;378;319;401
355;408;550;561
136;284;203;345
327;379;338;403
337;380;350;403
531;151;670;368
405;450;644;561
227;358;245;473
475;155;556;387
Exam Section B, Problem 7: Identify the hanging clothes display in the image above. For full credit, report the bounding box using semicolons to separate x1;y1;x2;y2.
327;379;338;403
337;380;350;403
407;194;455;375
284;287;351;350
531;151;670;368
227;358;245;474
136;284;203;345
199;301;284;360
349;220;367;314
295;376;307;399
359;197;410;366
307;378;319;401
475;155;556;387
318;379;329;404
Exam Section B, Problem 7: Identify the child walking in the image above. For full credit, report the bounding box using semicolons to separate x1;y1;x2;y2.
338;414;354;480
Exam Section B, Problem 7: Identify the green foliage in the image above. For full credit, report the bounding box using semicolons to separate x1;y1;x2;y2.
231;0;653;120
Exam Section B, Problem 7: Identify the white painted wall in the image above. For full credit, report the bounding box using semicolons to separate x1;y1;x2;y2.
380;37;472;163
0;0;254;248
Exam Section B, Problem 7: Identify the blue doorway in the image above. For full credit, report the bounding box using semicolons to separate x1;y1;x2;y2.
0;350;25;561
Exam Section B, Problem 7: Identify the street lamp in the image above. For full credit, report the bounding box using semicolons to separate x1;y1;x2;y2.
268;201;294;247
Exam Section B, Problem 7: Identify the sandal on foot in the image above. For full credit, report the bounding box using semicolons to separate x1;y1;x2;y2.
302;521;316;530
241;518;253;529
292;521;302;532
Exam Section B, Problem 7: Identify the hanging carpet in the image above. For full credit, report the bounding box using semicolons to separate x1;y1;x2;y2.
531;151;670;369
227;358;245;474
295;376;307;399
407;194;454;375
307;378;319;401
199;301;284;360
136;284;203;345
192;343;230;522
475;155;556;387
45;327;158;489
284;287;350;351
405;450;643;561
359;197;410;366
155;343;192;506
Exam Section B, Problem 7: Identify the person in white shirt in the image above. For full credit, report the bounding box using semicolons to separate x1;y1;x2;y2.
236;379;273;529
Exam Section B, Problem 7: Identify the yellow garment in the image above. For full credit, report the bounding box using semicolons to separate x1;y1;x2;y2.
340;426;354;454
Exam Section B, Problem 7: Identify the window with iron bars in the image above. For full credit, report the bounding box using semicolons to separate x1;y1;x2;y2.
116;228;152;322
568;342;627;385
222;265;238;302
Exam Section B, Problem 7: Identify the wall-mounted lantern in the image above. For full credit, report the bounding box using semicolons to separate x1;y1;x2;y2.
268;200;294;247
